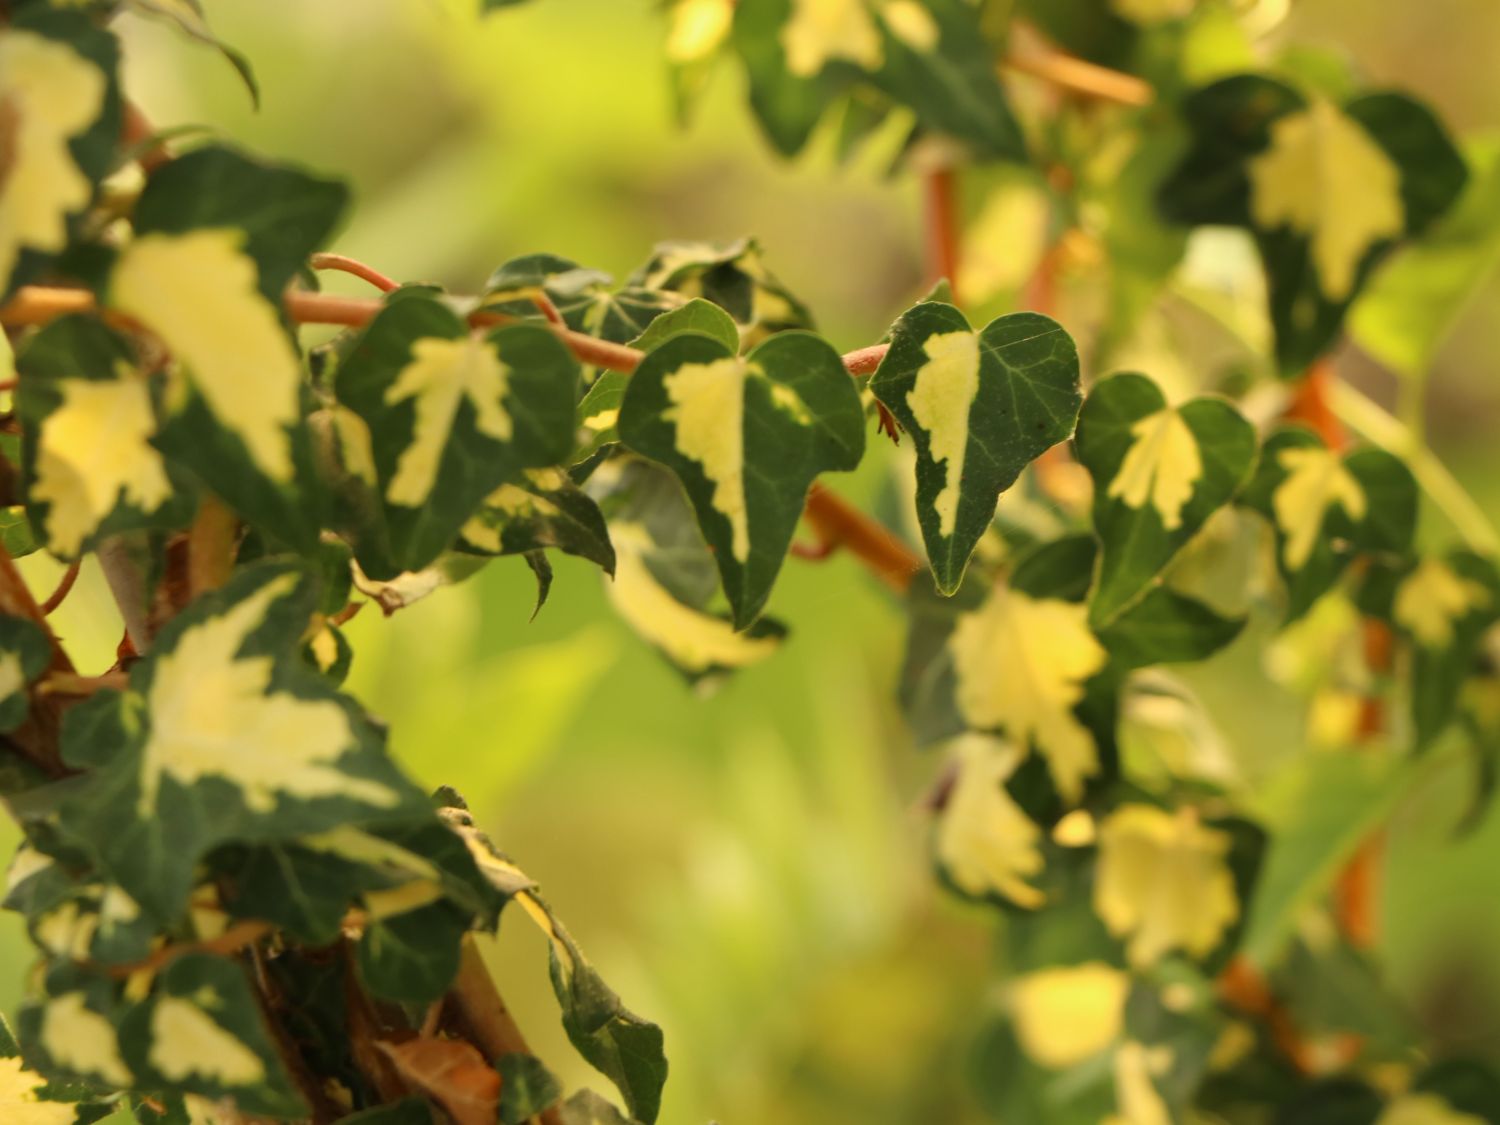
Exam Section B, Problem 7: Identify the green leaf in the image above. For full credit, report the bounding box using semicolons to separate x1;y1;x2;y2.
0;10;122;298
1076;373;1257;625
557;1089;641;1125
336;291;580;574
0;508;39;560
459;468;616;576
1238;428;1417;621
110;146;348;547
627;237;813;346
356;899;472;1006
16;315;192;559
729;0;837;157
1159;76;1467;374
497;1054;564;1125
0;616;50;732
1241;752;1413;967
869;304;1082;595
1351;140;1500;381
1413;1059;1500;1122
118;954;306;1117
618;330;865;627
54;563;432;921
628;297;740;356
1097;588;1245;669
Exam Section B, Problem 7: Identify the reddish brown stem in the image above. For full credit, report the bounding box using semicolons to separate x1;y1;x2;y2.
121;101;173;174
923;168;963;304
801;484;923;593
309;252;400;293
39;560;80;615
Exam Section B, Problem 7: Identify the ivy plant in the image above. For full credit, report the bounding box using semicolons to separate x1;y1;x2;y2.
1;0;1499;1123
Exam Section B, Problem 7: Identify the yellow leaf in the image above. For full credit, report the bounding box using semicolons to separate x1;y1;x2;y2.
0;1055;78;1125
38;991;132;1086
663;357;752;561
1394;558;1491;649
949;583;1108;803
384;334;514;506
1271;445;1367;571
881;1;939;51
1377;1093;1488;1125
1094;804;1238;967
1009;962;1128;1068
1109;0;1195;24
138;573;400;814
1107;1040;1174;1125
781;0;882;77
1106;407;1203;530
111;230;301;482
605;523;780;674
1249;99;1404;302
32;366;173;556
934;734;1045;908
666;0;734;63
0;30;107;285
149;992;266;1087
907;329;981;538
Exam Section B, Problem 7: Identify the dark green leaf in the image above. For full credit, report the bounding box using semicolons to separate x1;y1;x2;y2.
1097;588;1245;669
497;1053;564;1124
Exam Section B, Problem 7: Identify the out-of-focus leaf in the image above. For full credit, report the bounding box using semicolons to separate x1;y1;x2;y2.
375;1037;499;1125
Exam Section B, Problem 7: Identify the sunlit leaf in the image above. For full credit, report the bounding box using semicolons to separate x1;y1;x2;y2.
1009;962;1128;1069
933;734;1045;908
870;304;1081;594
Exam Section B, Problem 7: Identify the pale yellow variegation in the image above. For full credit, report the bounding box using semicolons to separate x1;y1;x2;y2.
111;230;301;483
0;1055;78;1124
1271;445;1366;571
32;368;173;556
606;523;779;674
907;329;981;538
1393;558;1491;649
949;583;1108;803
0;30;107;286
1109;0;1194;23
1094;804;1238;967
1106;407;1202;530
663;357;752;561
1010;962;1128;1068
781;0;938;76
1249;98;1404;302
39;991;132;1086
1376;1093;1487;1125
666;0;734;62
1106;1040;1174;1125
935;734;1045;908
384;334;514;506
149;992;266;1086
138;573;400;813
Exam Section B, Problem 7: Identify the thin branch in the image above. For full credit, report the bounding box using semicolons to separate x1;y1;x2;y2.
95;536;153;654
39;560;81;615
309;252;399;294
801;484;923;593
101;919;273;980
923;168;962;304
121;101;173;175
1004;32;1154;107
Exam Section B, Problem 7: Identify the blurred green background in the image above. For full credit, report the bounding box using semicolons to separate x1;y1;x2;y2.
5;2;1500;1122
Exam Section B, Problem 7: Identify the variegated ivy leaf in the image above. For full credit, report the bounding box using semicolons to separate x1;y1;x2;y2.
1382;552;1500;749
0;11;121;297
108;146;347;545
869;303;1081;596
0;1009;108;1125
17;969;133;1091
459;468;615;576
1093;804;1239;968
626;237;813;347
116;954;304;1116
4;843;155;967
933;734;1045;909
1008;962;1128;1069
336;290;579;575
16;315;188;559
590;460;786;683
480;253;688;351
0;616;50;733
1238;428;1417;621
1075;373;1257;625
618;330;865;627
54;564;431;921
1159;75;1466;374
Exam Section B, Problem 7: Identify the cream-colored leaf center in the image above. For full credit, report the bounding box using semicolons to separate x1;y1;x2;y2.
781;0;883;77
1376;1093;1488;1125
1093;804;1238;967
40;991;132;1086
138;573;399;814
149;993;266;1087
936;734;1045;908
1249;98;1404;302
33;367;172;556
384;334;513;506
1106;406;1202;530
906;329;981;539
111;230;301;482
0;1054;77;1124
949;583;1107;803
1010;962;1128;1069
1394;558;1491;649
663;356;752;562
1271;446;1367;571
0;30;107;285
